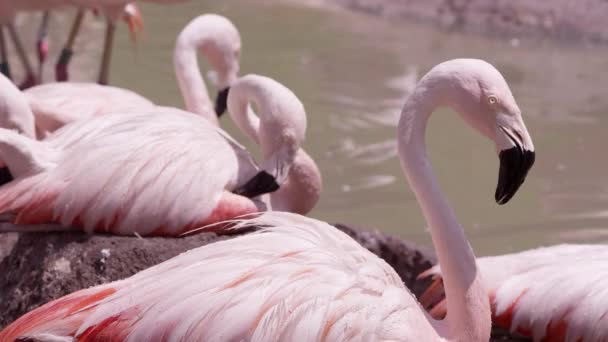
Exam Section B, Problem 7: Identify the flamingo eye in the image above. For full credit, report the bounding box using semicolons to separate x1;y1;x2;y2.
488;95;498;105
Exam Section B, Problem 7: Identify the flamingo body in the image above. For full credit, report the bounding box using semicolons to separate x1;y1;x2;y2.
0;74;319;236
420;244;608;342
0;212;443;342
0;109;259;236
24;82;155;138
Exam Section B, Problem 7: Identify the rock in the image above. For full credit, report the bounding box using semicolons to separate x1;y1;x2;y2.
0;223;435;329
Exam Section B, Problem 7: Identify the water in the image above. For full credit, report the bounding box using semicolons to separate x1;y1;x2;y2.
10;0;608;256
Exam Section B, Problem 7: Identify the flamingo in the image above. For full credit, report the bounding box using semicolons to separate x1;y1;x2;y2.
419;244;608;341
0;58;535;341
0;74;321;236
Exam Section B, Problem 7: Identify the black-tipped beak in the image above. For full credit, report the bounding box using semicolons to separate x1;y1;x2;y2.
495;144;535;205
0;167;13;186
214;87;230;117
233;170;280;198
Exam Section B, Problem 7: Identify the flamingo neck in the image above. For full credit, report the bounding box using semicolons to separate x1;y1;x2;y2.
230;91;319;213
229;77;309;203
173;39;217;125
397;87;491;341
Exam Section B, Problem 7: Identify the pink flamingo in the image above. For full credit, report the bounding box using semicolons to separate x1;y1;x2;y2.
0;74;321;236
0;58;534;341
24;81;156;138
420;244;608;341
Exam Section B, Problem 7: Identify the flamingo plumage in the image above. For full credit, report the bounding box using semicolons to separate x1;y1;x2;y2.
420;244;608;341
0;58;534;341
0;74;320;236
24;82;155;139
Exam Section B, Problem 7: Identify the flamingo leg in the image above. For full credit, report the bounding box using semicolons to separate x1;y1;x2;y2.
36;11;51;83
55;9;85;82
97;18;115;85
0;26;10;80
7;23;36;89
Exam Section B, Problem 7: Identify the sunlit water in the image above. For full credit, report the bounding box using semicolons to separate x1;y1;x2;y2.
9;0;608;256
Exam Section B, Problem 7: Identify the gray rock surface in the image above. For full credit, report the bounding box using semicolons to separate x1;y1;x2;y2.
0;224;435;329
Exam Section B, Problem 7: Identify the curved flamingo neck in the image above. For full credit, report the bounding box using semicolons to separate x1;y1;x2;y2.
397;86;491;341
229;76;317;209
173;36;217;125
227;80;275;159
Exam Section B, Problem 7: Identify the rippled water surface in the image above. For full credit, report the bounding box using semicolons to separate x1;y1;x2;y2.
12;0;608;255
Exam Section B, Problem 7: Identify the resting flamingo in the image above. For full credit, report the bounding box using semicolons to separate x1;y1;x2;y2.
0;74;321;236
0;1;144;87
419;244;608;341
0;58;534;341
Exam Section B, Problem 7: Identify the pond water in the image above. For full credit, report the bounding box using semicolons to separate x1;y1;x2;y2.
11;0;608;256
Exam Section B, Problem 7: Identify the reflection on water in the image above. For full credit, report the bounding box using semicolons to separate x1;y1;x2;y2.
10;0;608;255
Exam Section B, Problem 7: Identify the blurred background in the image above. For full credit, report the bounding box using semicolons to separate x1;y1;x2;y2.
9;0;608;255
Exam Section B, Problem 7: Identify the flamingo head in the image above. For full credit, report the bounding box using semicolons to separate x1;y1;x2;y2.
420;59;536;204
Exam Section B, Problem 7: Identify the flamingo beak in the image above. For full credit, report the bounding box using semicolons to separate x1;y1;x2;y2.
215;87;230;117
494;125;535;204
233;171;279;198
122;3;144;44
0;167;13;186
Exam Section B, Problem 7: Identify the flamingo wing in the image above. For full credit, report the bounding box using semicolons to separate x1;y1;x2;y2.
0;109;260;236
0;212;440;342
420;244;608;341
